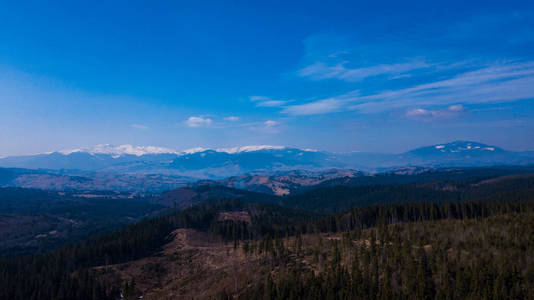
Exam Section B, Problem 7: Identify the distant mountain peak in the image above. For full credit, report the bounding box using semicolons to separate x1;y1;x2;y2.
1;141;531;176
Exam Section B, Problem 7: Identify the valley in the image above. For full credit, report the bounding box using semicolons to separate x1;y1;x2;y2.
1;165;533;299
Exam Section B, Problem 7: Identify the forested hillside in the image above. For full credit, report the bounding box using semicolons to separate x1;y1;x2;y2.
0;188;163;255
242;211;534;299
282;173;534;213
1;173;533;299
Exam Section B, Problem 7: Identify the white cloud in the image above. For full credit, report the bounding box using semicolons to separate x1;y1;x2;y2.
185;116;212;128
224;116;240;121
447;104;464;112
264;120;279;127
131;124;149;130
405;104;466;121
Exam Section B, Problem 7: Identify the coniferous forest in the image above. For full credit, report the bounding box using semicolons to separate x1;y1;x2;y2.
1;172;534;299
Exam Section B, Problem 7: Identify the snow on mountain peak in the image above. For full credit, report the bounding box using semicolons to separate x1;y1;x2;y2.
181;147;210;154
217;145;286;154
58;144;291;157
181;145;286;154
429;141;499;153
59;144;180;157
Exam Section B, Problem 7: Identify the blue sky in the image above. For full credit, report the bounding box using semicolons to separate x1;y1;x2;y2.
1;0;533;156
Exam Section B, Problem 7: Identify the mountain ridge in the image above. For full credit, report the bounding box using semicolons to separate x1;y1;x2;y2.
1;141;533;180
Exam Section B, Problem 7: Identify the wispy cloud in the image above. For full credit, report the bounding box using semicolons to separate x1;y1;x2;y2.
287;10;534;121
283;61;534;116
250;96;270;101
282;98;344;116
250;96;289;107
185;116;212;128
299;60;430;82
257;100;288;107
224;116;240;121
131;124;149;130
352;61;534;112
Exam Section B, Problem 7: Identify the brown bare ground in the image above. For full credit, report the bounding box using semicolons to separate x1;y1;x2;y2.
95;228;270;299
217;211;251;224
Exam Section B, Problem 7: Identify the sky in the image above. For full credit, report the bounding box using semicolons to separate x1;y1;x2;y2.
1;0;534;156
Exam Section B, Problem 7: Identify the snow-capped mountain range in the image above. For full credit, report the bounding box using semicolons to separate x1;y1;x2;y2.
57;144;290;157
1;141;533;179
58;144;181;157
